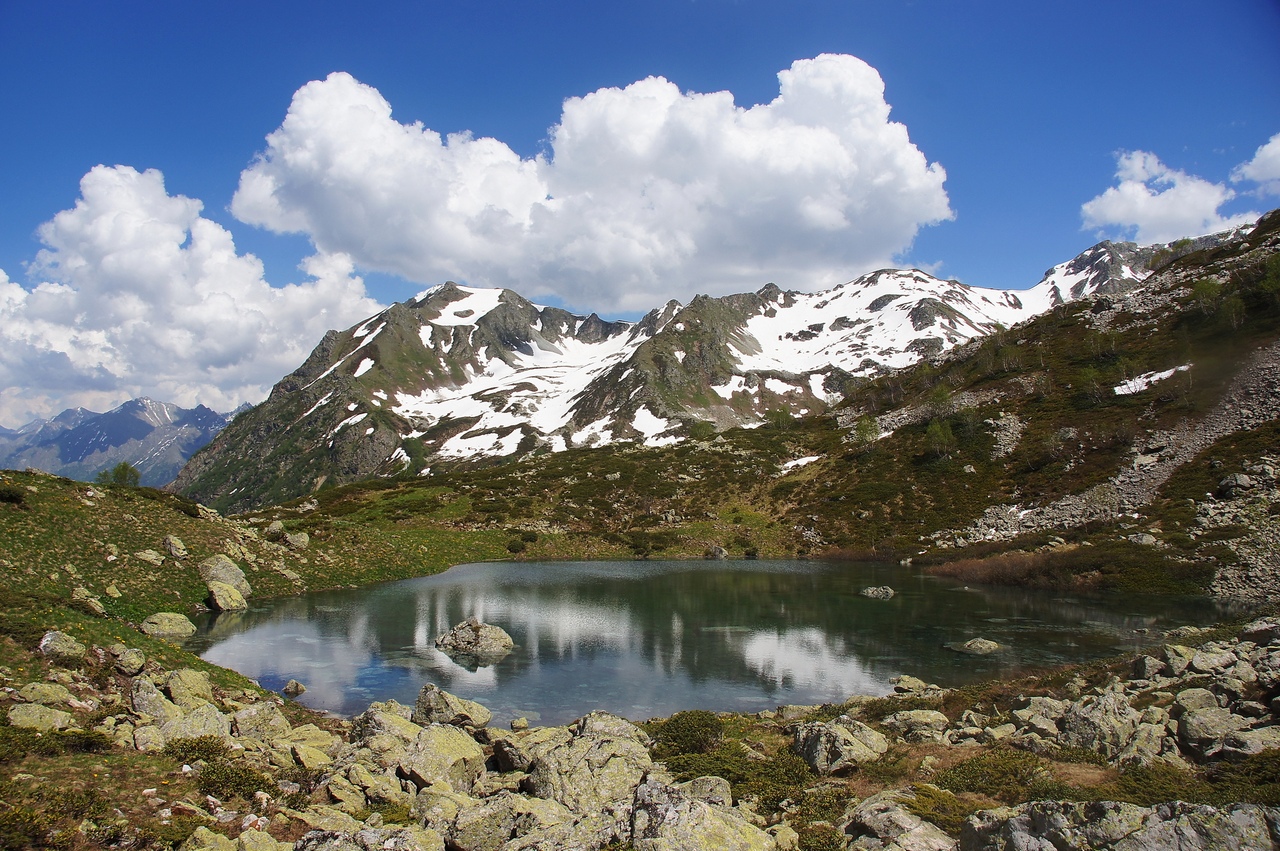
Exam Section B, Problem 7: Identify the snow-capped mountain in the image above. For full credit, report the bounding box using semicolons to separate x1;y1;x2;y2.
0;398;235;487
175;236;1179;512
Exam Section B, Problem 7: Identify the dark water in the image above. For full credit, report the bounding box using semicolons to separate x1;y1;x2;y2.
189;559;1238;727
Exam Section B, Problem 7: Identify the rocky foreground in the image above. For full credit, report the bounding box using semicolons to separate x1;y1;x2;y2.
8;615;1280;850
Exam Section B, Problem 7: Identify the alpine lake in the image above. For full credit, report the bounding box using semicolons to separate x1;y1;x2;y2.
188;559;1241;727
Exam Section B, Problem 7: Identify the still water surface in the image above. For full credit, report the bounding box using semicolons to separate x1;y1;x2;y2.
190;560;1235;726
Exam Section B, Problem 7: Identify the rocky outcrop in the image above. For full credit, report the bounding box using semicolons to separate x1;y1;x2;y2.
435;618;514;666
631;775;775;851
412;683;492;729
521;711;654;815
841;790;957;851
13;608;1280;851
199;554;252;598
794;715;889;774
961;800;1280;851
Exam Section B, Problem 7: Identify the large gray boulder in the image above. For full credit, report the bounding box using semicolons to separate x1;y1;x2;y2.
631;775;776;851
793;715;889;774
411;684;492;729
435;617;514;666
352;700;422;744
160;703;232;744
447;791;575;851
397;724;487;793
233;702;294;743
961;800;1280;850
140;612;197;641
8;703;74;731
198;554;251;598
1178;707;1252;760
522;712;654;815
883;710;951;743
132;677;183;725
840;789;956;851
38;630;86;658
206;580;248;612
1057;691;1140;760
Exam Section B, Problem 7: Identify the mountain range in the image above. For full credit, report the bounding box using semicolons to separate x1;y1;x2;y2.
174;230;1239;513
0;398;237;487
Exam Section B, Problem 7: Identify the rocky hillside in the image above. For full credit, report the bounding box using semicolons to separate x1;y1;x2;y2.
174;233;1206;512
0;397;233;487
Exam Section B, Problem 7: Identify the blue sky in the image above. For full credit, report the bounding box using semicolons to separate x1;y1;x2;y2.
0;0;1277;425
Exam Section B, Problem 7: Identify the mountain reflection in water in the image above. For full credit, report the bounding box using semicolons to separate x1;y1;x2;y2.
189;560;1245;726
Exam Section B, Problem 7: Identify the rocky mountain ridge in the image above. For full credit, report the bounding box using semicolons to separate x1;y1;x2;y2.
175;234;1190;512
1;397;235;487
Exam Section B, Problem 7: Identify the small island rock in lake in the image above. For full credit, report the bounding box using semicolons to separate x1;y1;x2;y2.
947;637;1002;655
436;617;515;666
860;585;896;600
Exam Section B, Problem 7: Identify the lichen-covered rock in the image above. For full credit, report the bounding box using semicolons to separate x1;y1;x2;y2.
179;825;236;851
678;775;732;807
1161;644;1197;676
435;618;514;666
1057;691;1140;760
8;702;73;731
352;700;422;744
114;646;146;676
38;630;86;658
163;535;189;560
948;637;1001;655
522;712;653;814
140;612;197;641
883;710;950;743
794;716;889;774
447;790;575;851
132;677;184;725
199;554;251;597
631;776;776;851
233;702;293;743
397;724;487;793
284;531;310;550
960;799;1280;850
161;703;232;744
1178;707;1251;760
207;580;248;612
840;788;956;851
18;681;76;706
411;684;492;729
284;679;307;696
860;586;896;600
167;668;215;710
1221;726;1280;761
133;725;166;752
71;586;107;616
411;781;483;831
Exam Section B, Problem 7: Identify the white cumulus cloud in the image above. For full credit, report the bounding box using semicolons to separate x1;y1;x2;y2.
0;165;382;427
232;56;953;311
1081;150;1259;245
1232;132;1280;197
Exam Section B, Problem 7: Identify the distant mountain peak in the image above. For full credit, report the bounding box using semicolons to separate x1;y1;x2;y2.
0;397;235;486
174;225;1251;512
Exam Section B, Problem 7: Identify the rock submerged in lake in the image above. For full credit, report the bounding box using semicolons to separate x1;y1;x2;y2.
436;617;514;666
283;679;307;697
860;585;896;600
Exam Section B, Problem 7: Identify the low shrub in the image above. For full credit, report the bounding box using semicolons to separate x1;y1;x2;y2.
934;748;1069;804
196;760;271;800
905;784;984;837
648;709;724;757
163;735;232;764
0;484;27;506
